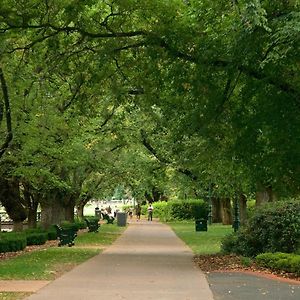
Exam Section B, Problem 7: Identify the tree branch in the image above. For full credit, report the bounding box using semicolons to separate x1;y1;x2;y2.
98;105;117;132
60;78;84;112
140;129;198;181
154;38;300;104
140;129;169;164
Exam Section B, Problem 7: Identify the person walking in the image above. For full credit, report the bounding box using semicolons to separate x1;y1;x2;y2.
147;203;153;221
135;204;141;221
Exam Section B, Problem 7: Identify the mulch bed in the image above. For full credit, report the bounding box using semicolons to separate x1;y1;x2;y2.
0;240;58;261
194;254;300;282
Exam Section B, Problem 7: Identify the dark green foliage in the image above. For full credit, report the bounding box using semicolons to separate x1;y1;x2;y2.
148;200;208;221
60;221;80;232
221;200;300;257
74;219;87;230
256;252;300;276
24;229;48;246
47;226;58;240
25;232;48;246
0;233;27;253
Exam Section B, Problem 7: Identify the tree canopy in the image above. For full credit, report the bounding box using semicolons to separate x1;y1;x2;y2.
0;0;299;227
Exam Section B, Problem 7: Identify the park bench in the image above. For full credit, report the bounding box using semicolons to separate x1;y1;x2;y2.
55;225;77;247
85;218;100;232
101;213;115;224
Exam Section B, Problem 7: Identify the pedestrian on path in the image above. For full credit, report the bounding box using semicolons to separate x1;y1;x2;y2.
147;203;153;221
135;204;141;221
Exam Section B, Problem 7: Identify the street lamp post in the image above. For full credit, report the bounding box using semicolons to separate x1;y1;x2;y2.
208;185;213;225
232;193;240;232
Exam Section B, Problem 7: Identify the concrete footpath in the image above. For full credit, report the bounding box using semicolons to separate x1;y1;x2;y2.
24;220;214;300
208;272;300;300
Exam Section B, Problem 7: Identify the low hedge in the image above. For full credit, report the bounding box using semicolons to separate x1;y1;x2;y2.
47;226;57;240
143;199;208;221
60;221;80;232
256;252;300;276
0;233;27;253
0;227;56;253
25;232;48;246
74;219;87;230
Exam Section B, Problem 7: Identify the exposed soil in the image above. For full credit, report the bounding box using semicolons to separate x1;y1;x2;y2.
194;254;300;282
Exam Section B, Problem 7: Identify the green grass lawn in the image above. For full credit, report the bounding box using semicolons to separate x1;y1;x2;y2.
0;223;126;280
76;223;126;246
168;221;232;255
0;292;32;300
0;248;100;280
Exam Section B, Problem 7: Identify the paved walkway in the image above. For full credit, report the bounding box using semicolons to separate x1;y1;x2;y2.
2;221;300;299
208;271;300;300
23;220;214;300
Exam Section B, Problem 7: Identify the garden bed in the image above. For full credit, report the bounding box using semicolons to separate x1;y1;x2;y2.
194;254;300;282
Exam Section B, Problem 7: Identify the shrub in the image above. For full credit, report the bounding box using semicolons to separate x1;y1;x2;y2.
47;226;58;240
60;221;79;232
0;232;27;253
221;200;300;257
145;199;208;222
256;252;300;276
25;227;58;242
25;232;48;245
74;219;87;230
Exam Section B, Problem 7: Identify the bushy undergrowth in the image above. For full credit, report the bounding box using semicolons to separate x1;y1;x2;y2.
221;200;300;257
74;219;87;230
60;221;81;232
0;233;27;253
256;252;300;275
143;200;208;221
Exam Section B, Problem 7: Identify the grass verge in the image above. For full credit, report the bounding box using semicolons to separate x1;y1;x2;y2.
0;292;32;300
0;223;126;280
75;223;126;247
168;221;232;254
0;248;100;280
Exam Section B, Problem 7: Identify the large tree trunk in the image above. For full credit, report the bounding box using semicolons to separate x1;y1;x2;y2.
0;177;27;231
23;184;39;228
27;202;38;228
40;192;65;229
76;203;84;219
220;198;232;225
76;197;89;219
239;193;247;226
13;221;23;232
212;197;222;223
256;184;276;206
64;195;76;222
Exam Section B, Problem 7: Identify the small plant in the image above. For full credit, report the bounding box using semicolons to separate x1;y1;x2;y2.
240;256;253;267
256;252;300;276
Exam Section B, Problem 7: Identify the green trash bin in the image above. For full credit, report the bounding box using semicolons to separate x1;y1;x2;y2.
195;218;208;232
